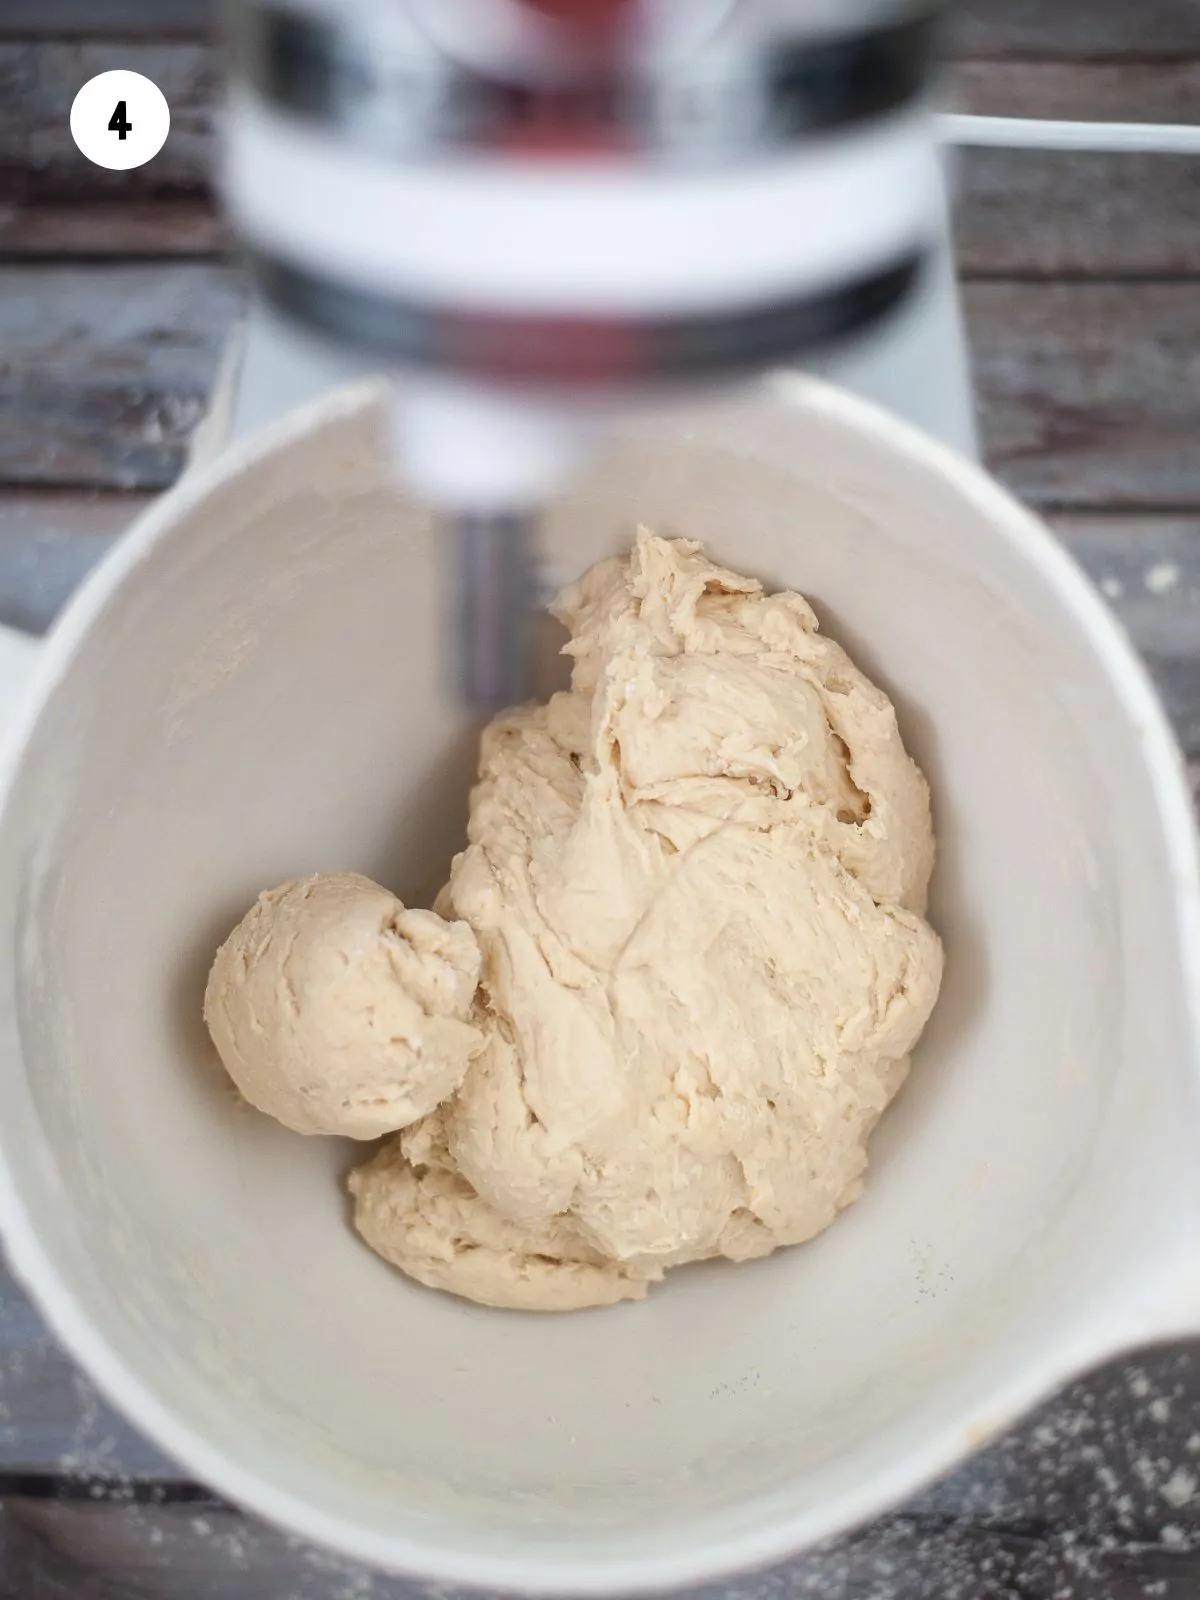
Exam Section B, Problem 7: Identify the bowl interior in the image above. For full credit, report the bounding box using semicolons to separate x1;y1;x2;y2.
1;382;1197;1583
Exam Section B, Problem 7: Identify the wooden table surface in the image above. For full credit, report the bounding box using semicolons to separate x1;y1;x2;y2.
2;1;1200;1595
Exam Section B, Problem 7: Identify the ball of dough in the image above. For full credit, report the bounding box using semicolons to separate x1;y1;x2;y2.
204;872;484;1138
349;532;944;1308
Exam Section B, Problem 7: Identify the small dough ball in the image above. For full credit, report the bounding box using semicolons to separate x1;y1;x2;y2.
204;872;484;1138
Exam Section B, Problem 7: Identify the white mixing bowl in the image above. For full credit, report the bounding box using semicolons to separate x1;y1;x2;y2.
0;377;1196;1594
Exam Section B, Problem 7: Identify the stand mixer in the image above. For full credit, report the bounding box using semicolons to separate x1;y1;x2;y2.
217;0;977;708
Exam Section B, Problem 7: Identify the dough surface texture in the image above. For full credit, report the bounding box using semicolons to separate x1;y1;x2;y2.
208;533;943;1309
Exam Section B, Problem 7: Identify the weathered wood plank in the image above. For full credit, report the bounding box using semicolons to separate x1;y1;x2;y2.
0;1450;1197;1600
954;59;1200;122
0;41;217;202
0;201;229;258
955;149;1200;278
964;280;1200;509
949;0;1200;61
1053;514;1200;760
0;1262;174;1481
0;264;243;488
0;1;212;38
4;0;1200;58
0;492;141;631
917;1341;1200;1539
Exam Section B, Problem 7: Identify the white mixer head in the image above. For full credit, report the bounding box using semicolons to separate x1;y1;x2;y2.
219;0;949;702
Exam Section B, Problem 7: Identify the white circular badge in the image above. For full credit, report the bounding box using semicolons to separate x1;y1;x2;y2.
70;70;170;171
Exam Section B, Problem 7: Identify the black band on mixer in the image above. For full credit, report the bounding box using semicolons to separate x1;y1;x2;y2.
249;249;927;388
239;5;943;161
